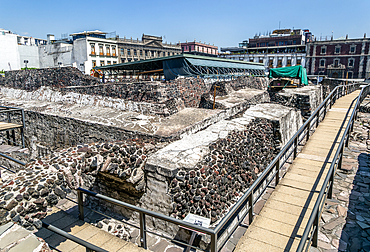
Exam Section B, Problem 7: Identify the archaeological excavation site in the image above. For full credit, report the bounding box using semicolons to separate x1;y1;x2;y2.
0;66;355;252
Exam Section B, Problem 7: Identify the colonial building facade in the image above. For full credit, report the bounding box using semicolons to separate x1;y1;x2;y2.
180;41;218;57
220;29;313;72
117;34;181;63
38;30;119;75
306;36;370;79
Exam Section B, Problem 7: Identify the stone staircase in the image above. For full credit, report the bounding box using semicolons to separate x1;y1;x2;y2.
34;206;147;252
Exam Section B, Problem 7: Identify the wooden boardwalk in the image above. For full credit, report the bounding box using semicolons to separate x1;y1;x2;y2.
0;122;23;131
235;90;360;252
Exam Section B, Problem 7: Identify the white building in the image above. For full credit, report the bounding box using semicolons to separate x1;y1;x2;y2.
39;31;118;75
0;28;46;71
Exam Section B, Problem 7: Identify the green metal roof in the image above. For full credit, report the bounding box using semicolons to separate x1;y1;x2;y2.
95;53;264;70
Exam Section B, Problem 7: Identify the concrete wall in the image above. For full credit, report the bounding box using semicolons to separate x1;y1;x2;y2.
38;43;74;68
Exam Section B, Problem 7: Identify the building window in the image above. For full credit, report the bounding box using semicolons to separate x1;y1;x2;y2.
269;59;273;68
140;50;142;56
334;59;339;67
127;49;131;56
335;46;341;54
348;59;354;67
134;49;137;56
164;51;167;57
320;59;325;67
106;46;110;56
151;51;154;57
296;58;302;65
107;61;111;65
347;71;353;79
259;58;264;64
350;45;356;54
100;61;105;66
113;61;117;64
145;50;148;57
90;44;95;55
112;47;116;57
277;59;282;67
120;48;124;55
92;60;96;67
287;59;291;66
321;46;326;54
99;45;104;56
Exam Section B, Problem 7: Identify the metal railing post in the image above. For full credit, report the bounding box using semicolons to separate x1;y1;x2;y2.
21;110;25;148
77;190;84;221
140;212;147;249
275;158;280;185
306;122;310;142
316;111;320;128
211;233;217;252
312;213;319;247
293;137;298;159
248;193;254;224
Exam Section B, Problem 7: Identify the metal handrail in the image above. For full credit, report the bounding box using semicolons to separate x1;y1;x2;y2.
76;82;360;252
296;83;370;252
0;152;26;166
41;221;108;252
0;106;25;148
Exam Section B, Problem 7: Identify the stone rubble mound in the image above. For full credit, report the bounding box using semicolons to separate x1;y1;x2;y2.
0;139;160;231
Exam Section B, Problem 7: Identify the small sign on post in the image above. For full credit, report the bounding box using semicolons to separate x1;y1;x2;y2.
181;214;211;252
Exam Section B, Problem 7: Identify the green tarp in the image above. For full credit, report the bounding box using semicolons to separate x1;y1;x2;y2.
269;65;308;85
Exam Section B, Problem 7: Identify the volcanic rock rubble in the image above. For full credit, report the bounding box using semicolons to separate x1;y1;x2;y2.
168;118;279;223
0;138;160;237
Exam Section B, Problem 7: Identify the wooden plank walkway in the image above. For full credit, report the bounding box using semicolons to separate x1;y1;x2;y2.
235;90;360;252
0;122;23;131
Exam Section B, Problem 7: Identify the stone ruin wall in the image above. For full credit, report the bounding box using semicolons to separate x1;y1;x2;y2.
1;67;270;116
269;85;323;120
166;118;279;224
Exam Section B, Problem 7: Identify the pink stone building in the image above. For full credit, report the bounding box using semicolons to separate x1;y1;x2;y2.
180;41;218;57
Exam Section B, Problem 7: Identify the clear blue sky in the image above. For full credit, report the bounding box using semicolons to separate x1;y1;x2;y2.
1;0;369;48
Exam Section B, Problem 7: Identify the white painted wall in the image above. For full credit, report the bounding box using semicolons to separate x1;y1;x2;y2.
18;45;40;68
0;32;20;70
72;39;88;74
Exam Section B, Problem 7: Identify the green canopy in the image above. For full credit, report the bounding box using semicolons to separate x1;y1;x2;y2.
269;65;308;85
